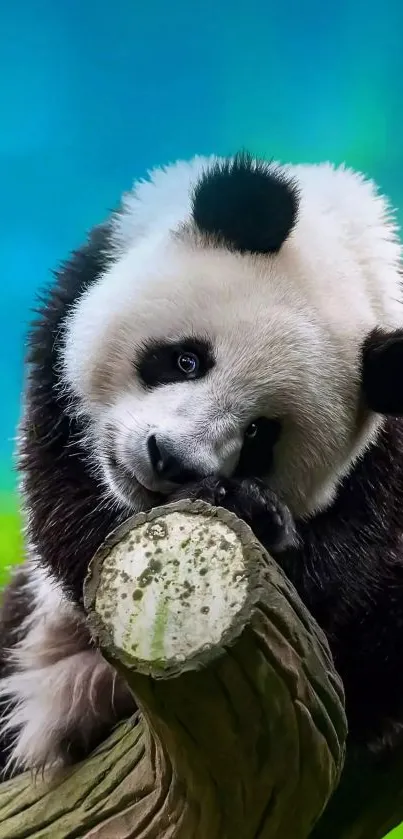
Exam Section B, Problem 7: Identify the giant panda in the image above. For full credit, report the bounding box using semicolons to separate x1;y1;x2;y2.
1;151;403;777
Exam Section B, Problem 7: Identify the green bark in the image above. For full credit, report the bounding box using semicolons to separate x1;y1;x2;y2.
0;501;355;838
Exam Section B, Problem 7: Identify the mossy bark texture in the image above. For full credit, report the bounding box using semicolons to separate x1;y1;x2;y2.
0;500;380;839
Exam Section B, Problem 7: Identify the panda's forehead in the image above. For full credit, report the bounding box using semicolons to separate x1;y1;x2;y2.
81;236;308;352
64;237;324;408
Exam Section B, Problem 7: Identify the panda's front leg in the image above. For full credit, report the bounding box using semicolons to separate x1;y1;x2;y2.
169;476;298;556
0;566;136;776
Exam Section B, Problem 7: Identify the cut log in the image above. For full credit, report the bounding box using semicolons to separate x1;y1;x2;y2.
0;501;347;838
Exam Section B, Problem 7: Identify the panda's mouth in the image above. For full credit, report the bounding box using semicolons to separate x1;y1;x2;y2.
106;451;166;505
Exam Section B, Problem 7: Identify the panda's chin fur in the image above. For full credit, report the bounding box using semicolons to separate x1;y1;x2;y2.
102;457;163;513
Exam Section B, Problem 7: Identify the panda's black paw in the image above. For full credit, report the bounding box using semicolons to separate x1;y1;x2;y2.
169;476;297;555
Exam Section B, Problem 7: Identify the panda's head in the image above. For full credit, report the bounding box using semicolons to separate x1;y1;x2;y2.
61;153;403;518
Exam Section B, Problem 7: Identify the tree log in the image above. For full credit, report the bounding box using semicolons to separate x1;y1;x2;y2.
0;500;347;838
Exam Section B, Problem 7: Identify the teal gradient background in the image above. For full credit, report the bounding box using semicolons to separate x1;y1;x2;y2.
1;3;403;833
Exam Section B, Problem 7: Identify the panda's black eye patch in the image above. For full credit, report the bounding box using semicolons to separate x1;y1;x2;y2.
137;337;215;388
237;417;282;478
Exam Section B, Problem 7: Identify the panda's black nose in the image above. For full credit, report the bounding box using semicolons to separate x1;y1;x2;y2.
147;434;198;485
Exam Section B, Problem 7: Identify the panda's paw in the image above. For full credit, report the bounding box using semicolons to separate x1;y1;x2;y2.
169;476;297;555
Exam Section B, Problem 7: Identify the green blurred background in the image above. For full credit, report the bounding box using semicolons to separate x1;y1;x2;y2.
1;3;403;833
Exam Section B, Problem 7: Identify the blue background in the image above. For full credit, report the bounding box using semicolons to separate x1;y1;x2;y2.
1;4;403;833
2;1;403;493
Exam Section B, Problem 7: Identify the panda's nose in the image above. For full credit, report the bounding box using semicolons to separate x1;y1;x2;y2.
147;434;199;485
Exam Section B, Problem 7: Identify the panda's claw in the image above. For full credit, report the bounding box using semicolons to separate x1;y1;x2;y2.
169;475;297;555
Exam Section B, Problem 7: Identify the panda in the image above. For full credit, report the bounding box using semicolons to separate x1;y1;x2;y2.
1;150;403;778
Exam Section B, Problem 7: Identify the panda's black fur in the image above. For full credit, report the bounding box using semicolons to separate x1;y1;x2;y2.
2;152;403;776
191;151;300;253
0;223;136;769
13;224;122;601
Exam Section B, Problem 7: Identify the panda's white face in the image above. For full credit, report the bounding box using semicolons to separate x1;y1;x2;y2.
62;242;385;518
61;155;402;518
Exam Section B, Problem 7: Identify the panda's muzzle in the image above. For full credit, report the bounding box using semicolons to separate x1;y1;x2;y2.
147;433;201;486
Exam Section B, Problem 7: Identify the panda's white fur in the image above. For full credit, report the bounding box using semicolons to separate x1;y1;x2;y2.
62;156;402;517
0;560;130;775
1;154;403;776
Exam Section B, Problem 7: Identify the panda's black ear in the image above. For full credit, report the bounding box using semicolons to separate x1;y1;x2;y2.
361;328;403;415
191;152;299;254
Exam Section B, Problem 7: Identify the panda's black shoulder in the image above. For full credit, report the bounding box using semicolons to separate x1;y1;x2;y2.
317;416;403;528
26;221;115;400
19;221;121;599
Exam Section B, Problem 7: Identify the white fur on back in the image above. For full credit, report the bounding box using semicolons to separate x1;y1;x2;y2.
0;563;131;775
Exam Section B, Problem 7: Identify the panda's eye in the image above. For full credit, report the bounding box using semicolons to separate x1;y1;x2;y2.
177;351;199;376
245;422;258;439
137;337;214;388
237;417;282;479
